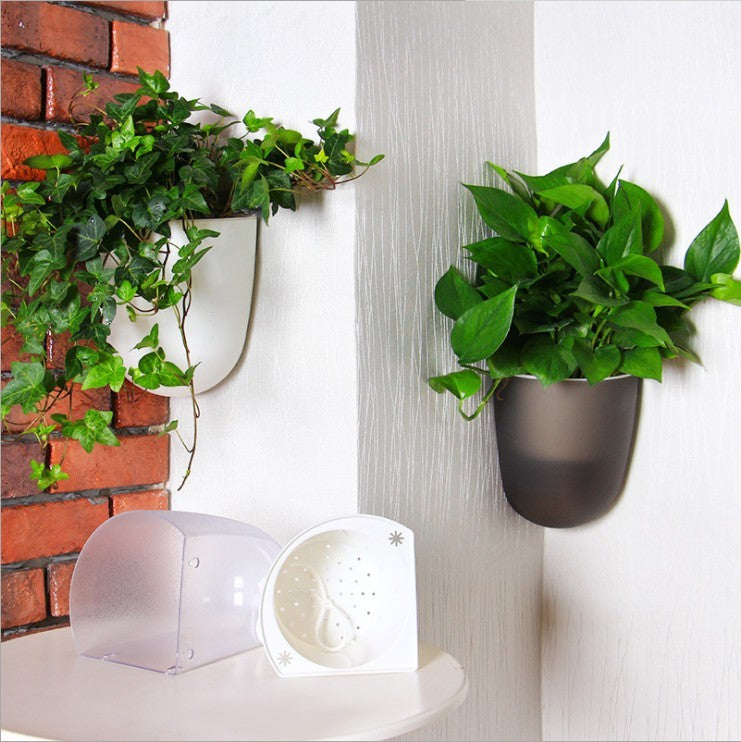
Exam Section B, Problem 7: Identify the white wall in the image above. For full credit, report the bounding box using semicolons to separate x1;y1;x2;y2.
356;3;542;740
535;2;741;740
167;1;359;544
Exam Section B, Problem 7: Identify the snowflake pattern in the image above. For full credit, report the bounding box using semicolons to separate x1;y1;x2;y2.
276;650;293;667
388;530;404;547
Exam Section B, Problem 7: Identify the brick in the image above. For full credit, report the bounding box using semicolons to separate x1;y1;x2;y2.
110;487;168;515
113;380;168;428
45;328;95;370
46;66;141;124
1;569;46;629
49;434;169;493
1;440;45;499
1;324;32;372
1;59;42;120
1;123;69;181
80;1;167;20
47;560;76;617
2;383;110;435
1;2;109;68
111;20;169;76
1;498;108;563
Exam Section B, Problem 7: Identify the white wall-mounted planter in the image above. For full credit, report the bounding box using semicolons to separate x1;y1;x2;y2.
258;515;418;677
108;216;258;397
69;510;281;674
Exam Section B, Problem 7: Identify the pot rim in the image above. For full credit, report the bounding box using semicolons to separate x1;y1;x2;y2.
511;373;636;383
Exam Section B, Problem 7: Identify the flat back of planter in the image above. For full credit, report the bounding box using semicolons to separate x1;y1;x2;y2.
108;216;257;397
494;375;640;527
70;510;280;674
259;515;418;677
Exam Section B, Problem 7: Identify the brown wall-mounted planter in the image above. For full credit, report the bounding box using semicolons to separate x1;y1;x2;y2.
493;375;641;528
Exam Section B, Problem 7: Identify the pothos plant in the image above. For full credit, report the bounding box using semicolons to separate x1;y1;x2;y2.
429;134;740;418
1;68;383;490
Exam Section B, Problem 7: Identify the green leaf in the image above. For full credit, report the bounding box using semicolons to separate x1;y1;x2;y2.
487;163;533;203
463;237;537;283
710;273;741;305
59;409;120;453
1;362;47;415
427;370;482;400
684;201;740;282
540;220;601;276
434;266;482;320
608;300;673;346
16;183;46;205
612;180;664;252
81;354;126;392
597;254;665;290
597;207;643;264
619;347;662;381
462;184;538;242
284;156;305;174
522;336;577;386
30;461;69;490
76;213;107;261
116;279;136;303
536;183;610;227
572;340;621;384
180;184;210;213
450;285;517;363
24;153;73;170
485;341;523;379
133;324;159;350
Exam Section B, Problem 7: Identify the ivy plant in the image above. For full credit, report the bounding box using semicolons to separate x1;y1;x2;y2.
430;134;740;419
1;68;383;490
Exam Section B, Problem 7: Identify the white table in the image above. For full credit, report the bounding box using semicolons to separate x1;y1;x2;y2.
1;628;467;741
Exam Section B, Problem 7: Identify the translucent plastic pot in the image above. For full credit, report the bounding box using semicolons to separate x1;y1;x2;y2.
70;510;280;674
493;374;641;528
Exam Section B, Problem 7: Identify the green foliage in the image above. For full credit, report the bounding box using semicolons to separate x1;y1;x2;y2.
430;134;739;418
2;69;382;489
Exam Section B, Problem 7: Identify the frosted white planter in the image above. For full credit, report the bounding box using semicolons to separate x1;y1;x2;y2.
258;515;418;677
108;216;258;397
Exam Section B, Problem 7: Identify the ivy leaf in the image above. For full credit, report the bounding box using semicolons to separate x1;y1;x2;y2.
428;370;482;400
434;266;482;320
24;153;73;170
81;354;126;392
180;184;210;213
684;201;740;282
134;324;159;350
30;460;69;490
450;285;517;363
58;409;120;453
596;254;665;290
1;361;47;415
76;213;107;261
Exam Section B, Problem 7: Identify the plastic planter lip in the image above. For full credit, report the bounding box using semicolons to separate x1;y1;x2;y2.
258;514;418;677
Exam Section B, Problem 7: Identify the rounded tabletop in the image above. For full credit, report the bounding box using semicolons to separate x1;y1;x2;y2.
1;628;467;741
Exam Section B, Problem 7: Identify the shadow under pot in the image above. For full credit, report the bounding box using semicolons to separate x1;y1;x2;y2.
493;374;641;528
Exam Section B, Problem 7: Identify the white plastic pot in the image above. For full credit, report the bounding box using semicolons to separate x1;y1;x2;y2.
108;216;258;397
258;515;418;677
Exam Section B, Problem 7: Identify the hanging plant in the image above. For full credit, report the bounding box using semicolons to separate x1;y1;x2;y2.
429;134;740;418
1;68;383;490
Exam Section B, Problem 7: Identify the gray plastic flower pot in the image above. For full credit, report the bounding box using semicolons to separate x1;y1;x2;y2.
493;374;641;528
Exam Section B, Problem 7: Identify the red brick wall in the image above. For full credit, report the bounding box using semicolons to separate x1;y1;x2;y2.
1;1;171;639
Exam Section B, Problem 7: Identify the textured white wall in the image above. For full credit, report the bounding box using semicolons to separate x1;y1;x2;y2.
535;2;741;740
166;1;359;544
356;3;542;740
